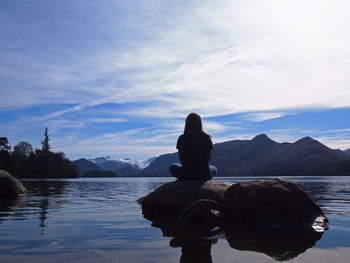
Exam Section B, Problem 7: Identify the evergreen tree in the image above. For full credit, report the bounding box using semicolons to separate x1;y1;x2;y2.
41;128;51;152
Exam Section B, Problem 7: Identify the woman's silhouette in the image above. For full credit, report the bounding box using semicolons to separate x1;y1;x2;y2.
170;113;217;180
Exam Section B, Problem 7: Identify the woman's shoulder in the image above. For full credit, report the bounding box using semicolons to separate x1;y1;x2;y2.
198;131;212;140
184;132;212;142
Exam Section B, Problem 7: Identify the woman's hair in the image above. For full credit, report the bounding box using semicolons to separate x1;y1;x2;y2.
184;112;210;136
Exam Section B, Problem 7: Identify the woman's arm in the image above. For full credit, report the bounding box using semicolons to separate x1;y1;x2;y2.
178;149;184;164
208;149;212;162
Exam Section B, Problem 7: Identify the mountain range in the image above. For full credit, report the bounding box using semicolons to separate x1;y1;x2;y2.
344;149;350;156
72;156;155;177
72;134;350;177
139;134;350;176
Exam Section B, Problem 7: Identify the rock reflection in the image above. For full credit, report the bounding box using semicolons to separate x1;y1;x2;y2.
170;238;214;263
147;217;325;262
226;224;324;261
151;218;223;263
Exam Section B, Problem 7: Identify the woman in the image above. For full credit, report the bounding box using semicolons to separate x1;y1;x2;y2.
169;113;217;180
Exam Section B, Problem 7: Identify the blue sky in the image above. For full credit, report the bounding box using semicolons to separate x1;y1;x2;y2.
1;0;350;160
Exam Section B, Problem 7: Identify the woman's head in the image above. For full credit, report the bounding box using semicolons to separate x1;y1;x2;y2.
184;112;204;134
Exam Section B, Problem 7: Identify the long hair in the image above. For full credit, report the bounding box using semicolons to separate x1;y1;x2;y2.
184;113;210;136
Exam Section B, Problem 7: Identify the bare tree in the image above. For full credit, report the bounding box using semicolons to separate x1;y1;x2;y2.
14;141;33;156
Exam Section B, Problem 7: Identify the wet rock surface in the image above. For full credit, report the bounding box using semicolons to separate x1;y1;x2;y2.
140;178;328;230
140;180;232;219
0;170;27;197
224;177;327;227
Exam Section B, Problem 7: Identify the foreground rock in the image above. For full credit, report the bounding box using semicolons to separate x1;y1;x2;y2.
140;180;232;219
0;170;27;197
224;178;328;227
140;178;328;230
140;177;328;261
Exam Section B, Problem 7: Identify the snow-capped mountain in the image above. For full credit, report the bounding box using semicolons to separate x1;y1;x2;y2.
89;156;156;176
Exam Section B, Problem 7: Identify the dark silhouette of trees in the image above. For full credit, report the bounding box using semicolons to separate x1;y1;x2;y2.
0;137;11;151
41;127;51;152
14;141;33;156
0;132;78;179
24;150;78;178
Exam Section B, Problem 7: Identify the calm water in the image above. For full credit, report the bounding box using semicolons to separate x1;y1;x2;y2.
0;176;350;263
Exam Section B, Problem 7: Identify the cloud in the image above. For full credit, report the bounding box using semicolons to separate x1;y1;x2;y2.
1;0;350;158
240;112;288;122
53;127;178;160
2;0;350;116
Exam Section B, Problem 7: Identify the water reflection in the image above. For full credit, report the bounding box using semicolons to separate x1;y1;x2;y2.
0;196;25;224
226;225;323;261
151;218;223;263
0;180;70;231
1;177;349;263
39;198;48;234
148;217;324;262
170;238;214;263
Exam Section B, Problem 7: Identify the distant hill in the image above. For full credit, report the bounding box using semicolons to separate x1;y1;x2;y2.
344;149;350;156
138;134;350;176
71;158;101;176
82;170;117;178
140;153;179;177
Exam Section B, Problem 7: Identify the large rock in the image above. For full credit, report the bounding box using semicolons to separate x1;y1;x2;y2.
224;177;327;227
140;180;232;219
0;170;27;197
140;177;328;231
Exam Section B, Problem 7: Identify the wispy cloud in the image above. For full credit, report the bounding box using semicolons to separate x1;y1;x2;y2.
240;112;289;122
1;0;350;158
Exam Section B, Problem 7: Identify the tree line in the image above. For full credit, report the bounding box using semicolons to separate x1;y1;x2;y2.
0;128;78;178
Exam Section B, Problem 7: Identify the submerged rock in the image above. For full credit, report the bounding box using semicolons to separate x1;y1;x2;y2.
140;180;232;220
0;170;27;197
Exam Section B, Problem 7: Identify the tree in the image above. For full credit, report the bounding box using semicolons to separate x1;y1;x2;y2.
14;141;33;156
41;128;51;152
0;137;11;151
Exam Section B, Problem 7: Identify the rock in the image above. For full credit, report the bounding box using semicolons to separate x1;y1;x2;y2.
0;170;27;197
224;177;327;227
141;180;232;220
179;199;224;226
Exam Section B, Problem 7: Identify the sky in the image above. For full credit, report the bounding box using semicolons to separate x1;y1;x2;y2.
1;0;350;161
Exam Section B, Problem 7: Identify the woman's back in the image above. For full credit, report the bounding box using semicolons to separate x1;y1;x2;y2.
170;113;217;180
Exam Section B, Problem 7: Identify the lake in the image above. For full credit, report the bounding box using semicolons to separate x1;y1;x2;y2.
1;176;350;263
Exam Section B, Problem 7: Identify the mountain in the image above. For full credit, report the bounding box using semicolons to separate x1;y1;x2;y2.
71;158;101;176
72;156;155;177
344;149;350;156
89;156;155;176
138;134;350;176
140;153;179;177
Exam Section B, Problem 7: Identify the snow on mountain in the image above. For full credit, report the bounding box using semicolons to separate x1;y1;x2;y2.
89;156;156;176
